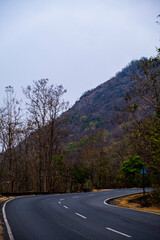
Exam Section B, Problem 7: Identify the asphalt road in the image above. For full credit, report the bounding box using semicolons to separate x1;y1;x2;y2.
4;189;160;240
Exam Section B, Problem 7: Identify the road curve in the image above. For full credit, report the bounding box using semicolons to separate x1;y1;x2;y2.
4;189;160;240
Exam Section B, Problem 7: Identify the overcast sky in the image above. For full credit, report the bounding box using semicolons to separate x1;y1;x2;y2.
0;0;159;107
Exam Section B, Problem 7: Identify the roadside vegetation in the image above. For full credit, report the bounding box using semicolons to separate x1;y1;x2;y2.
111;192;160;214
0;48;159;204
0;48;160;240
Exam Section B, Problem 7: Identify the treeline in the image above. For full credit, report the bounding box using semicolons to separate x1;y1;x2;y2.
0;79;69;193
67;50;160;192
0;50;160;194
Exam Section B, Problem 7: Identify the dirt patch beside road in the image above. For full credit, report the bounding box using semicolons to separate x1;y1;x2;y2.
111;193;160;214
92;189;113;192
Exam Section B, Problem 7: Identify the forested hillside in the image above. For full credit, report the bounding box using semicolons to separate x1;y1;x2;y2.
0;52;160;195
65;59;143;142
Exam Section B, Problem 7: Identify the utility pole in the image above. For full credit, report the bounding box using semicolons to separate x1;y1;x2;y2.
5;86;14;192
5;86;14;121
140;166;147;195
142;167;145;195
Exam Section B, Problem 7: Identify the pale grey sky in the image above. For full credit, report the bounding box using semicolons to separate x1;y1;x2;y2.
0;0;159;107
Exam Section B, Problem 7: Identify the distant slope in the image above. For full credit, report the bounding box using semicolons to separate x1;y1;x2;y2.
65;60;142;141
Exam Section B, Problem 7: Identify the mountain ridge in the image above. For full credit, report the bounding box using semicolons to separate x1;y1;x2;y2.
64;59;142;142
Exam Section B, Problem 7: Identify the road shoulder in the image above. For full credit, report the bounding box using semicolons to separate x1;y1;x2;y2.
109;193;160;214
0;197;14;240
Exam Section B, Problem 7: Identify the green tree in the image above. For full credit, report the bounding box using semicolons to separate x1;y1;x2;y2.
71;164;89;191
121;156;144;187
124;47;160;188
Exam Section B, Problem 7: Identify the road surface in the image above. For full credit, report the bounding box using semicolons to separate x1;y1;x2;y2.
3;189;160;240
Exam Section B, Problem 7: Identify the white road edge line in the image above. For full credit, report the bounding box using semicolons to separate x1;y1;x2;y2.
106;227;132;238
2;199;15;240
63;205;69;209
75;213;87;219
103;192;160;216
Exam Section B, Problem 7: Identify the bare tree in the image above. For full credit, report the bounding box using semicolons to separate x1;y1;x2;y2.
23;79;69;192
0;86;23;192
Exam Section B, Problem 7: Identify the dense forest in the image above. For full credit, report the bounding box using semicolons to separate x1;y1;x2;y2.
0;49;160;195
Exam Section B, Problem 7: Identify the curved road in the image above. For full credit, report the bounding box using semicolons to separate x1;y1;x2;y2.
4;189;160;240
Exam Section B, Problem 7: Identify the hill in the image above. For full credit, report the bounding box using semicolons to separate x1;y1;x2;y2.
65;59;141;142
2;57;158;194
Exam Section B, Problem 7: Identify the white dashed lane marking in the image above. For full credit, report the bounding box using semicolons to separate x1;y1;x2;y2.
75;213;87;219
63;205;69;209
87;194;95;197
106;227;132;238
